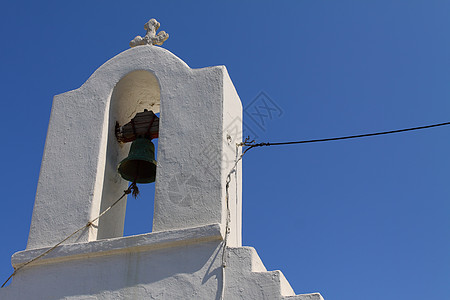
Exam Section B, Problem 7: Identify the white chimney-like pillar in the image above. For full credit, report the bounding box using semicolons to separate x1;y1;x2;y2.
25;45;242;250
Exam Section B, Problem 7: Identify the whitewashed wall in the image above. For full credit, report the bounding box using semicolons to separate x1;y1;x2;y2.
0;46;323;300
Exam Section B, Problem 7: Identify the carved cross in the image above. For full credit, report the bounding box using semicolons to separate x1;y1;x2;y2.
130;18;169;47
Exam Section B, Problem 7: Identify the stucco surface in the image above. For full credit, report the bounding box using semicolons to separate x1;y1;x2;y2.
3;237;322;299
26;45;242;249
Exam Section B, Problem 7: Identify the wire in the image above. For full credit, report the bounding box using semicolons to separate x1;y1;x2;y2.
4;120;449;289
242;121;450;148
220;143;251;300
1;182;138;288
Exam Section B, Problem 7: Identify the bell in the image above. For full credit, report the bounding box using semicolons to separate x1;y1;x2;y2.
118;137;157;183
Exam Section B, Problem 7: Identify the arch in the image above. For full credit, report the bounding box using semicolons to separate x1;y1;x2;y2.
96;70;161;239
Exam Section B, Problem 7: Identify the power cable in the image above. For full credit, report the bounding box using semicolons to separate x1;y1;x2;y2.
241;121;450;148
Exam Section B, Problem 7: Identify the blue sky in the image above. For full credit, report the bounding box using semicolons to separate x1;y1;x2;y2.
1;1;450;299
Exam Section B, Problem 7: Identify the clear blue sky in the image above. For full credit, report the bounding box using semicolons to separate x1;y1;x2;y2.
1;1;450;299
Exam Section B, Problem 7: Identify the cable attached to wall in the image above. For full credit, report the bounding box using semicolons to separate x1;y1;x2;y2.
0;182;139;288
220;139;254;300
240;121;450;148
3;120;449;290
218;120;450;297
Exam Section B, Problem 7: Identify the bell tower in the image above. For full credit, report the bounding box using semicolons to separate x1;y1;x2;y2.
0;19;324;300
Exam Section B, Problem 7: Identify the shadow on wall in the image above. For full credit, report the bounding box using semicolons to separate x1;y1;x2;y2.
17;241;223;300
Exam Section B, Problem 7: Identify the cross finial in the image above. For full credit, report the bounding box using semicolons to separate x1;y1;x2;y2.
130;18;169;48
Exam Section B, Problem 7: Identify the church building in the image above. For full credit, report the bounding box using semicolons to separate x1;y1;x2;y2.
0;19;323;300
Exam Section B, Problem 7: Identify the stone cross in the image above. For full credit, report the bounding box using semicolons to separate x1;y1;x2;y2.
130;18;169;47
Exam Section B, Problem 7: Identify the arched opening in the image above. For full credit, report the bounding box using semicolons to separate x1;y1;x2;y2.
96;70;161;240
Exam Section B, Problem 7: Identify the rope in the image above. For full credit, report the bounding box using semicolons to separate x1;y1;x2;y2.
220;141;252;300
7;120;444;289
218;120;450;296
1;182;138;288
241;121;450;148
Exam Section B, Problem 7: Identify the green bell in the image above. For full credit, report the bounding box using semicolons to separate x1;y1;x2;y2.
118;138;157;183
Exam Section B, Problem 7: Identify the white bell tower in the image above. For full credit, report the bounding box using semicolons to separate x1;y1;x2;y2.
0;19;324;300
